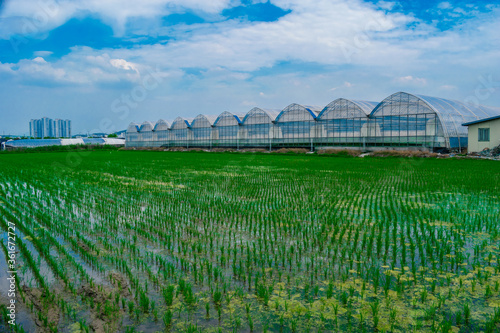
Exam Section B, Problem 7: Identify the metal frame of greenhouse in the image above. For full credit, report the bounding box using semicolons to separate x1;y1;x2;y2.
125;92;500;151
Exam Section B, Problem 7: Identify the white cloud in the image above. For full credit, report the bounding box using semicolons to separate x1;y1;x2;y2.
0;50;172;85
110;58;139;73
439;84;457;91
330;81;354;91
4;0;499;80
102;0;409;72
376;1;397;11
0;62;14;74
14;57;67;82
3;0;499;91
0;0;234;38
437;2;453;10
0;0;499;122
241;100;257;106
33;50;53;57
32;56;47;63
395;76;427;86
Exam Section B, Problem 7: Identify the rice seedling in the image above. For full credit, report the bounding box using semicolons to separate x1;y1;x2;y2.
0;151;498;331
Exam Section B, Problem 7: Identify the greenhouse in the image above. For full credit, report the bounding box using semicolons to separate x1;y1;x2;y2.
213;112;245;148
170;117;192;147
240;108;280;148
153;119;170;146
138;121;155;146
125;91;500;151
190;114;217;148
80;138;125;145
368;92;500;149
274;104;322;148
316;98;378;147
125;123;141;147
1;138;125;150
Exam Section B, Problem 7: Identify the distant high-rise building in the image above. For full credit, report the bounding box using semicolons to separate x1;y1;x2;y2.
29;117;71;138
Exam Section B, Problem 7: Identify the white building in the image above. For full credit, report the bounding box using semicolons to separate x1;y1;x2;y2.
29;118;71;138
463;115;500;153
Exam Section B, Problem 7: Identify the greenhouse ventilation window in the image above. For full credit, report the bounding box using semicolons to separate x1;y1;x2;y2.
478;128;490;142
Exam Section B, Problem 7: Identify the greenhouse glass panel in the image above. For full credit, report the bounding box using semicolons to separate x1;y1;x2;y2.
170;117;191;147
82;138;105;144
125;123;141;147
369;92;493;149
241;108;280;147
152;119;170;146
213;112;244;147
190;115;216;147
274;104;320;147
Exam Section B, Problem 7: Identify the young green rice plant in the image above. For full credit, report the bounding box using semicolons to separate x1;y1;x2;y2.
463;303;471;326
424;303;438;329
162;285;175;307
1;151;500;332
420;288;428;303
370;299;380;330
389;307;397;331
128;300;135;314
163;309;173;328
439;317;452;333
248;313;254;332
485;284;493;298
205;301;210;319
212;288;222;306
217;306;222;323
455;311;463;327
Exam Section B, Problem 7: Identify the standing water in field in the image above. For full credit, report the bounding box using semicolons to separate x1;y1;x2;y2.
0;151;499;332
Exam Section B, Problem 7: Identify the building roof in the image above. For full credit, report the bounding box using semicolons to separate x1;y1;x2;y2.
139;121;155;132
126;123;140;133
318;98;378;119
214;111;244;126
3;138;125;148
462;114;500;126
154;119;170;131
275;103;322;122
242;107;281;123
190;114;218;127
370;92;500;138
171;117;191;129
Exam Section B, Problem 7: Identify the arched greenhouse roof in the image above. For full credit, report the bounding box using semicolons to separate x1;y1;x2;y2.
275;103;322;122
82;138;125;145
214;111;245;126
190;114;218;128
242;107;281;124
170;117;191;129
318;98;378;120
139;121;154;132
126;123;140;133
154;119;170;131
370;92;500;137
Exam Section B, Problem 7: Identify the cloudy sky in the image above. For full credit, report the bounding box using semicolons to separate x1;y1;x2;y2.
0;0;499;135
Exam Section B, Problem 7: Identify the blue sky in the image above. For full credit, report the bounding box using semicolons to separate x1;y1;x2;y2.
0;0;499;135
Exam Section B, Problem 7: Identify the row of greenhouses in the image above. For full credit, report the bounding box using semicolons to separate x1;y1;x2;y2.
126;92;500;150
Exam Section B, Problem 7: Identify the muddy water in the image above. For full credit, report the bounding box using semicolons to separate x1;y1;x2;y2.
0;233;37;332
9;229;58;287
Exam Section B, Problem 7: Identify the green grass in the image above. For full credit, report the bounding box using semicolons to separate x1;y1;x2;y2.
0;151;499;332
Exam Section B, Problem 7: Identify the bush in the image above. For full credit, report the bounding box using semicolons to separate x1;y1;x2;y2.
317;149;361;157
274;148;308;154
369;150;437;158
210;148;236;152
